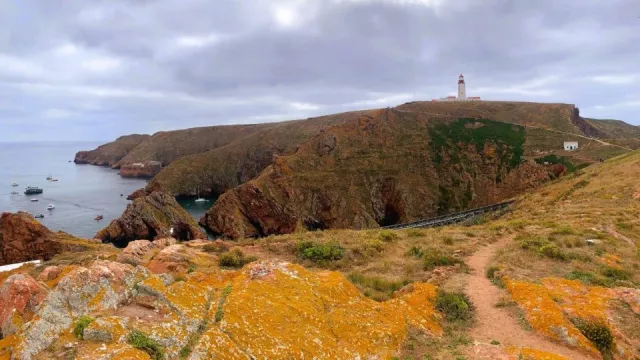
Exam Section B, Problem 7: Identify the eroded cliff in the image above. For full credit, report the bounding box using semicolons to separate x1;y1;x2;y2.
74;134;150;167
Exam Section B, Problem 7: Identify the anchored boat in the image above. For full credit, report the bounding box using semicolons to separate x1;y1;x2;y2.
24;187;43;195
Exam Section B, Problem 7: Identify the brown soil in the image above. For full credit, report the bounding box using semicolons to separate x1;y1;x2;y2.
463;236;598;359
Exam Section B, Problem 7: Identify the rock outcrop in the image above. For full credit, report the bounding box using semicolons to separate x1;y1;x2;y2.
95;192;205;247
0;274;47;337
74;134;150;167
0;212;96;266
119;161;163;178
2;259;443;359
116;238;177;265
201;112;560;238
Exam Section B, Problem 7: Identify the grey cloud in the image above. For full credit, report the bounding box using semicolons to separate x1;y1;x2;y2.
0;0;639;141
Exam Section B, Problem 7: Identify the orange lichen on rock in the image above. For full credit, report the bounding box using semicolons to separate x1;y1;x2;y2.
221;261;441;359
0;335;17;360
541;278;612;322
507;346;570;360
599;253;624;270
505;280;598;356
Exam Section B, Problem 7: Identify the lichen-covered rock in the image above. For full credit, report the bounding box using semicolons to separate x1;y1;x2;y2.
82;316;129;343
145;244;216;275
0;212;96;266
0;274;47;337
14;261;149;360
95;192;205;246
116;240;156;265
36;266;61;282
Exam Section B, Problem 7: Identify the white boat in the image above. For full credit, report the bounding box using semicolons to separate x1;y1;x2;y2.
47;204;55;210
34;213;44;218
195;198;208;203
30;198;39;202
11;183;18;187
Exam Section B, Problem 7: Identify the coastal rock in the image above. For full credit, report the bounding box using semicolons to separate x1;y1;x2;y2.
95;192;205;247
145;244;212;275
116;238;177;266
37;266;61;282
0;274;48;337
14;260;148;360
126;188;147;200
74;134;150;167
119;161;162;178
0;212;96;266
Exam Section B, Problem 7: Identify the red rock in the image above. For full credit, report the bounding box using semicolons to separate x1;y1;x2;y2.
126;188;148;200
0;274;48;336
37;266;61;282
119;161;163;178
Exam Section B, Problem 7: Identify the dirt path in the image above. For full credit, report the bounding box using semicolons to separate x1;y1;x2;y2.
463;237;596;359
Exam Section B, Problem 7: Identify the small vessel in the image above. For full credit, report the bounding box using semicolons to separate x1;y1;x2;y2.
95;215;104;221
195;198;208;203
30;198;39;202
10;191;18;195
51;179;59;182
34;214;45;219
47;204;55;210
24;187;44;195
46;175;52;180
11;183;18;187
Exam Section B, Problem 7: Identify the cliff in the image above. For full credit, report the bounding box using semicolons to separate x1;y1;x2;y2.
95;192;205;247
73;134;150;167
0;212;99;266
201;110;561;238
115;123;277;167
119;161;163;178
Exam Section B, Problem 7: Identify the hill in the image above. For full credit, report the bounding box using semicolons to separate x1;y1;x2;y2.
584;118;640;149
73;134;150;167
200;104;629;238
114;123;277;167
1;149;638;359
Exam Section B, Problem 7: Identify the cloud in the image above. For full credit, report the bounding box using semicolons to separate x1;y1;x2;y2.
0;0;639;141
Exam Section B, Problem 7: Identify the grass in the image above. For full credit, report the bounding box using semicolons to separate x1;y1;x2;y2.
517;234;568;261
215;284;232;323
566;270;611;287
347;272;411;301
423;251;463;270
127;330;164;360
486;266;505;288
73;316;94;339
218;249;258;268
378;230;399;242
571;318;614;358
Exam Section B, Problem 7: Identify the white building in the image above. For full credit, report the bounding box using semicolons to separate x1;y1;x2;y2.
433;74;481;102
564;141;579;151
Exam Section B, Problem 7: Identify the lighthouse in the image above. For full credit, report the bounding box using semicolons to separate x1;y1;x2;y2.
458;74;467;100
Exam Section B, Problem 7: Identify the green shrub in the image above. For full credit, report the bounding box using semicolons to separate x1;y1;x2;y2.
551;225;575;236
73;316;94;339
423;250;462;270
435;291;474;323
218;249;257;268
517;234;568;261
538;244;568;261
378;230;398;242
601;267;630;281
406;246;424;259
566;270;610;287
363;239;386;254
348;272;411;301
127;330;165;360
203;241;230;253
296;241;344;262
571;318;613;355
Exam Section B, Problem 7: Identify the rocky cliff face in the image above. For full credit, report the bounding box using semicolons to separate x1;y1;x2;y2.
0;212;96;266
73;134;150;167
201;111;560;238
95;192;205;247
119;161;163;178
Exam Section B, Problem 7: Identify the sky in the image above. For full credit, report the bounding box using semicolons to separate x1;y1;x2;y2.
0;0;639;142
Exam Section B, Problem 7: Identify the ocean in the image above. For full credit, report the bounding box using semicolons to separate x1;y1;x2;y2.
0;142;214;239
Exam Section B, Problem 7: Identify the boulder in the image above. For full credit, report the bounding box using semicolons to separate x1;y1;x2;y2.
95;192;205;247
116;238;177;266
0;274;48;337
0;212;95;266
37;266;61;282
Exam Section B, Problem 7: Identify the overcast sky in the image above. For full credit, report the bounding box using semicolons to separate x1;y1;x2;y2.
0;0;639;142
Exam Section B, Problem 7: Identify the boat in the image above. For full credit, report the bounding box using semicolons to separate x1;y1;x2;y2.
34;214;45;219
194;187;209;203
51;179;59;182
95;215;104;221
46;175;52;180
10;191;18;195
24;187;44;195
11;183;18;187
47;204;55;210
30;198;39;202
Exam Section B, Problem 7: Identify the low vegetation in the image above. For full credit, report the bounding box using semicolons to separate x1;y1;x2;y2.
570;318;614;358
347;272;411;301
435;291;474;324
73;316;94;339
296;240;344;262
127;330;165;360
423;250;463;270
218;249;257;268
215;284;233;323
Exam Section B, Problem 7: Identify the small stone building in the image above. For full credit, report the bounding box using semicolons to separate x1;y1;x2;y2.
564;141;579;151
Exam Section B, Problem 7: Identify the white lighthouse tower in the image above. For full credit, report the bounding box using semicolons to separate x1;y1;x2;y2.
458;74;467;100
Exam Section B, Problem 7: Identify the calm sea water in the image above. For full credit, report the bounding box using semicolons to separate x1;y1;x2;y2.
0;142;213;239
